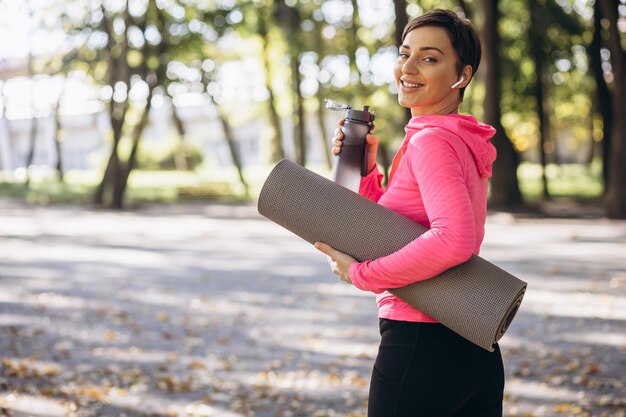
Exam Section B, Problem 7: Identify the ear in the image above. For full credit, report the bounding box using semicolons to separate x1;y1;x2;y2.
459;65;473;89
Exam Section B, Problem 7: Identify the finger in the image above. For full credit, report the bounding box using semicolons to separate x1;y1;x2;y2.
318;242;341;260
338;118;346;126
314;242;333;256
366;133;378;146
334;127;344;138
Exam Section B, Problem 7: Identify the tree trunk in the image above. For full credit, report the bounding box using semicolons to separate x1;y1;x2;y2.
480;0;523;208
392;0;408;47
25;112;37;181
93;2;130;206
94;114;125;205
314;22;332;170
347;0;363;82
24;49;37;186
291;56;306;166
0;82;10;170
589;0;612;188
459;0;480;115
275;0;305;165
599;0;626;218
111;89;154;209
258;6;285;163
208;95;249;196
53;97;64;182
52;77;67;181
220;110;249;197
170;100;188;171
529;0;550;199
315;97;333;170
393;0;413;122
24;2;37;186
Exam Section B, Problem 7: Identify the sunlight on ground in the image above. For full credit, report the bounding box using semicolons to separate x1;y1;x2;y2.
523;288;626;320
1;203;625;417
0;393;68;417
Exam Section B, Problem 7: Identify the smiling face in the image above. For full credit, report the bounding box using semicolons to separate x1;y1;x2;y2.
394;26;471;116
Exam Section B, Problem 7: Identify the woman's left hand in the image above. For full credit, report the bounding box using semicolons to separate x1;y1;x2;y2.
314;242;357;284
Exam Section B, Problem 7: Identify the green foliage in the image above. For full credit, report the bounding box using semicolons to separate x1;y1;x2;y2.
19;0;621;207
498;0;595;156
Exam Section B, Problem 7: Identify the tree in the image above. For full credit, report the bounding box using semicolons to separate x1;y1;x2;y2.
51;77;67;181
528;0;551;199
0;82;9;170
393;0;412;124
599;0;626;218
275;0;307;166
169;97;189;171
199;63;250;197
58;0;226;208
480;0;523;208
256;3;286;163
24;1;38;186
37;0;613;212
312;19;333;170
92;0;171;208
589;0;612;188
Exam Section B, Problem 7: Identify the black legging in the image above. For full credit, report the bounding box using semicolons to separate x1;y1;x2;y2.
368;319;504;417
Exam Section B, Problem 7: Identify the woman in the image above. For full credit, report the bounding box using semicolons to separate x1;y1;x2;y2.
314;9;504;417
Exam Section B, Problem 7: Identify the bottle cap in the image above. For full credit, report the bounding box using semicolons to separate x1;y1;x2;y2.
346;106;375;124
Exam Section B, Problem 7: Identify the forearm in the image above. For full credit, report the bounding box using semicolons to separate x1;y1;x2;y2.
349;222;475;293
350;133;478;294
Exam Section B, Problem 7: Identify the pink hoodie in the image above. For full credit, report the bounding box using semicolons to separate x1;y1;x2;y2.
349;113;497;323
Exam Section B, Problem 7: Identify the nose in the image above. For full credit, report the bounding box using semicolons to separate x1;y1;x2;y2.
402;56;419;75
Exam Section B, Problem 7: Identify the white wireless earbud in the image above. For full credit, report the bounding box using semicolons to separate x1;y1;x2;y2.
451;75;465;89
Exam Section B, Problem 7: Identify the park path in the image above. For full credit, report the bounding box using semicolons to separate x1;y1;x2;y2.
0;200;624;417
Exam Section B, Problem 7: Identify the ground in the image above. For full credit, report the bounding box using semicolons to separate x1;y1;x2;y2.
0;200;624;417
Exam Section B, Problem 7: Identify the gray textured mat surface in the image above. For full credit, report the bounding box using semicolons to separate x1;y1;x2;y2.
258;159;526;351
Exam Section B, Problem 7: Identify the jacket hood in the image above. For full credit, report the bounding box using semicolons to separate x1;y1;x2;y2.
405;114;497;178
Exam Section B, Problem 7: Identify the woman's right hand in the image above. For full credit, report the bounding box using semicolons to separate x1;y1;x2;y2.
332;118;379;174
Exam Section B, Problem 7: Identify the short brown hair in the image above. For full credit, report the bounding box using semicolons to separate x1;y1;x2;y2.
402;9;481;99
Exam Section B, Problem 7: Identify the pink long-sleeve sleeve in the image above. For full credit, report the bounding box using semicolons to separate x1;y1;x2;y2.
349;132;477;294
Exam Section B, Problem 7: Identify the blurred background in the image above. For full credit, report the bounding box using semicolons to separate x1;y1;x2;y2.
1;2;626;417
0;0;624;216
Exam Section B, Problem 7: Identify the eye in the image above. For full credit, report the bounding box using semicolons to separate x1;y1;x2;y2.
423;56;438;63
398;52;410;59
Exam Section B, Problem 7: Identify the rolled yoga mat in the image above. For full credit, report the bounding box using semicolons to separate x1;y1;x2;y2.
257;159;526;352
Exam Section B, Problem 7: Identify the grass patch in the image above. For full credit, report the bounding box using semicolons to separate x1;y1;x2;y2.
518;161;603;203
0;172;96;205
0;162;602;207
0;168;245;206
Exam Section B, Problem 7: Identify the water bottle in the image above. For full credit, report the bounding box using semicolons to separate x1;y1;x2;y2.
325;99;375;191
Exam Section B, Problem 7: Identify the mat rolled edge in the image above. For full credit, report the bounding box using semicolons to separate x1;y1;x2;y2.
258;160;527;351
